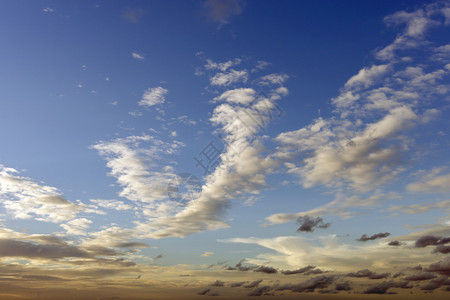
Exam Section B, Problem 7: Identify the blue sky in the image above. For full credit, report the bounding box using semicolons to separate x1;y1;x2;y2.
1;0;450;299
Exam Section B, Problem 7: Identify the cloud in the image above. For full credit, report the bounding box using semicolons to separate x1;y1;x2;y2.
90;199;133;211
122;7;146;23
259;73;289;86
346;269;390;279
201;251;215;257
388;199;450;214
296;215;331;232
243;279;262;289
203;0;245;26
281;265;315;275
415;235;450;248
138;87;167;107
0;165;90;223
403;272;436;281
91;135;182;205
433;245;450;254
363;280;412;294
357;232;391;242
0;238;91;259
247;285;272;296
407;169;450;193
388;240;402;246
335;282;352;291
213;88;255;105
60;218;92;235
205;58;241;71
426;257;450;276
210;69;248;86
253;266;277;274
131;52;145;61
275;276;334;293
42;7;54;13
210;280;225;287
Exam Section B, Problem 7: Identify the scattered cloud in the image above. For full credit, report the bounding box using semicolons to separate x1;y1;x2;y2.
357;232;391;242
201;251;215;257
42;7;54;13
346;269;390;279
139;87;168;107
296;215;331;232
210;69;248;86
407;169;450;193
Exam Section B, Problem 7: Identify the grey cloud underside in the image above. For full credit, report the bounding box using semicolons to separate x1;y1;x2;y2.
296;215;331;232
356;232;391;242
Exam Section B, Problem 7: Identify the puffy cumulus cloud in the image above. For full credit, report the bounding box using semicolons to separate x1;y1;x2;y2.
296;215;331;232
281;265;316;275
388;240;402;246
357;232;391;242
210;69;248;86
344;64;391;90
213;88;256;105
0;165;93;223
363;280;412;294
407;168;450;193
404;271;436;281
138;86;168;107
203;0;245;26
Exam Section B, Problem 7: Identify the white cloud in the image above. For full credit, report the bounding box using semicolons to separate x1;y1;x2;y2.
259;73;289;86
91;135;183;204
210;69;248;86
42;7;54;13
205;58;241;71
407;169;450;193
138;87;168;107
387;199;450;214
344;64;390;89
212;88;255;105
131;52;145;61
220;234;433;271
0;165;84;223
201;251;214;257
90;199;133;211
60;218;92;235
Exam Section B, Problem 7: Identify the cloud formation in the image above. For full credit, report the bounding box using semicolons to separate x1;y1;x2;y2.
357;232;391;242
296;215;331;232
203;0;245;26
139;87;168;107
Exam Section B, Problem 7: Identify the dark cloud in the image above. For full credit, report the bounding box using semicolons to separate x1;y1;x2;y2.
230;281;246;288
426;258;450;276
356;232;390;242
281;265;315;275
247;286;273;297
346;269;390;279
254;266;277;274
388;240;402;246
0;238;90;259
198;288;210;295
415;235;450;248
244;280;263;289
154;254;164;260
210;280;225;287
121;7;146;23
392;272;404;278
363;280;412;294
304;268;326;275
21;275;66;281
296;215;331;232
420;276;450;291
83;245;117;256
224;259;253;271
404;272;436;281
335;282;352;291
276;276;334;293
113;242;148;248
433;245;450;254
203;0;245;26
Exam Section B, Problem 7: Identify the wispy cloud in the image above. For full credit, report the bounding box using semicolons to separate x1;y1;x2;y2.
138;87;168;107
122;7;146;23
203;0;246;26
131;52;145;61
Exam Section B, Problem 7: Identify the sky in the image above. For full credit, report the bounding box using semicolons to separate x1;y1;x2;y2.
0;0;450;299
